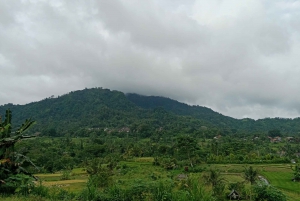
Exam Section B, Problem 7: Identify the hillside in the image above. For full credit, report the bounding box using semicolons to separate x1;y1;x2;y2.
1;87;300;136
0;88;211;136
126;93;238;128
127;93;300;134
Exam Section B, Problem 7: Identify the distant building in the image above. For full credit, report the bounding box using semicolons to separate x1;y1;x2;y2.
268;136;281;143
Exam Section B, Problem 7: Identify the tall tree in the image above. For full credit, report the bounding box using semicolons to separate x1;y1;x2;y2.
203;168;224;187
243;166;258;185
203;168;226;197
292;164;300;182
175;136;200;167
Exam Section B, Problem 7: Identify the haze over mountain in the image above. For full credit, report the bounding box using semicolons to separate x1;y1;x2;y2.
1;88;300;136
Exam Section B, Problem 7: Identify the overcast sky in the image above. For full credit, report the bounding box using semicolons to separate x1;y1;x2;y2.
1;0;300;119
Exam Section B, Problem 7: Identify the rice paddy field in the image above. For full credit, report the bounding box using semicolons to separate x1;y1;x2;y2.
200;163;300;201
1;159;300;200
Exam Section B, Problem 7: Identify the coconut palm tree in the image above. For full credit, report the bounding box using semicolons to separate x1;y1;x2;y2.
203;168;223;187
243;166;258;185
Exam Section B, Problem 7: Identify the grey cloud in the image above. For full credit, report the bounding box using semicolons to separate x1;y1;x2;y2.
95;0;207;49
0;0;300;119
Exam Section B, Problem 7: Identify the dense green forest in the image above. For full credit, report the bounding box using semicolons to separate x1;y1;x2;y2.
1;87;300;137
1;87;300;200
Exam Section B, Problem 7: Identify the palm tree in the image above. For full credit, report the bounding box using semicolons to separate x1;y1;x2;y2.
243;166;258;185
203;168;226;197
203;168;224;187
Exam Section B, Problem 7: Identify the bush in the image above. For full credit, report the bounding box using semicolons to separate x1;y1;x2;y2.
253;182;286;201
31;180;49;197
60;169;72;180
161;157;177;170
3;174;35;196
89;170;113;188
189;166;205;173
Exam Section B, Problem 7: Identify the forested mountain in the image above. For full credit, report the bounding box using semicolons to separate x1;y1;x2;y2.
127;93;300;134
126;93;238;128
1;87;300;136
0;88;212;136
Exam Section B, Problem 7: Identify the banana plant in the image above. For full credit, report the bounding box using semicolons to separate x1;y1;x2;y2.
0;109;36;194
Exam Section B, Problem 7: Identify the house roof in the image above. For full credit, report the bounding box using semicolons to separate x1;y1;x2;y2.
228;189;240;199
228;189;239;195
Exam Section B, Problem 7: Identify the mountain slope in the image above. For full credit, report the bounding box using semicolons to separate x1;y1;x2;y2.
0;88;211;135
1;87;300;136
126;93;238;128
126;93;300;134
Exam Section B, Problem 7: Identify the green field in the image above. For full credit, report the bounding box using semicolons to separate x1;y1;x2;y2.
1;160;299;201
260;169;300;201
41;161;300;200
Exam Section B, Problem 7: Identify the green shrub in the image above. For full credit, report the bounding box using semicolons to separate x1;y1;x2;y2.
60;169;72;180
253;182;286;201
3;174;35;196
89;170;113;188
31;180;49;197
189;166;205;173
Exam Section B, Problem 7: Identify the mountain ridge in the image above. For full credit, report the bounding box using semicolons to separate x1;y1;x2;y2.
1;87;300;136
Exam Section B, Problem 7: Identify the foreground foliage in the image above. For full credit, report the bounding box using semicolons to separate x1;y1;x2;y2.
0;109;36;194
2;162;299;201
253;181;287;201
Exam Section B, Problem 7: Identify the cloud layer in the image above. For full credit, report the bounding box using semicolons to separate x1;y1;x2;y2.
1;0;300;119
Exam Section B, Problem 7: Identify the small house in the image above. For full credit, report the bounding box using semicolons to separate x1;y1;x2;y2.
228;189;240;200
